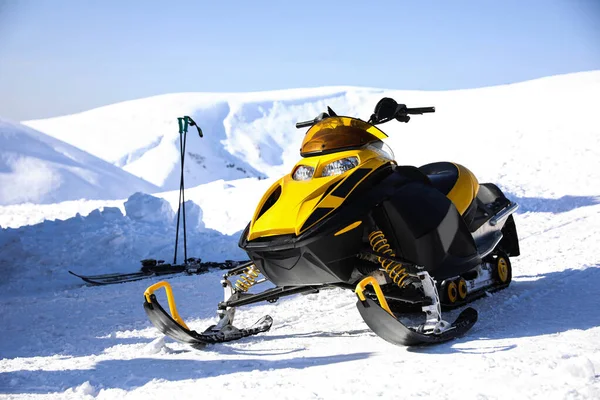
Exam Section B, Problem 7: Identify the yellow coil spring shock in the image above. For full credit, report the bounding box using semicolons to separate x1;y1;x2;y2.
235;265;260;292
368;230;412;288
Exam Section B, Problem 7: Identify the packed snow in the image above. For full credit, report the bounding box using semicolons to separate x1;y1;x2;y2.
1;72;600;399
0;118;158;206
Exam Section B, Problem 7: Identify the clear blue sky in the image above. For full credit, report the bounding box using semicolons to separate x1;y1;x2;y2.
0;0;598;120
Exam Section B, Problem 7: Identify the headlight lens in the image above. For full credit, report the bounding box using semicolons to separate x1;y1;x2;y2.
365;141;394;160
321;157;359;177
292;165;314;181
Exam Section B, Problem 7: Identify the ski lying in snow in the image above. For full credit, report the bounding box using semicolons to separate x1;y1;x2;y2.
70;259;249;285
69;270;164;285
143;292;273;348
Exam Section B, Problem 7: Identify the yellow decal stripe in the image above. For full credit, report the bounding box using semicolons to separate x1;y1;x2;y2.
334;221;363;236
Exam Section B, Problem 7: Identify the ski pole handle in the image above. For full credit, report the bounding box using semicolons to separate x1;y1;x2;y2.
185;116;204;138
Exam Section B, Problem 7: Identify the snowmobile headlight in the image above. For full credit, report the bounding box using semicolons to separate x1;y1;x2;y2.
321;157;359;177
293;165;315;181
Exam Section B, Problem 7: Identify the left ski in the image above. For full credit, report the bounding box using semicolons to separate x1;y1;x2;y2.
143;292;272;348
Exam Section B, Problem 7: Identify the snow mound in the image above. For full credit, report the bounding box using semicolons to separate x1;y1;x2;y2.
0;193;243;295
124;192;174;225
0;118;159;206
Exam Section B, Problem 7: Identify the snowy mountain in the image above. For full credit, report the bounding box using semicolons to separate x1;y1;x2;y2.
0;118;159;205
24;71;600;196
1;72;599;399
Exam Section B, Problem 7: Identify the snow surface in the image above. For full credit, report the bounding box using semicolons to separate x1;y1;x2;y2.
1;72;600;399
0;118;159;206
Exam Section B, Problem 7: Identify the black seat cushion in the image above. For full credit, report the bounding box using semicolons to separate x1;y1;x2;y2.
418;162;459;196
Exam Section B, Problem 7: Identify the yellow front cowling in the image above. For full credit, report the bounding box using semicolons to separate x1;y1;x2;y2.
247;148;390;241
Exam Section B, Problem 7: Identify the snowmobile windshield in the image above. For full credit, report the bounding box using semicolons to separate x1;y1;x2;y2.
300;117;388;157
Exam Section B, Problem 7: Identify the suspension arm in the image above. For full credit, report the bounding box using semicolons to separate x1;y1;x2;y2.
219;285;326;309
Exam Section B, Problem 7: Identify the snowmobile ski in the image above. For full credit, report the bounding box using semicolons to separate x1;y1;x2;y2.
356;297;477;346
143;281;272;348
355;274;477;346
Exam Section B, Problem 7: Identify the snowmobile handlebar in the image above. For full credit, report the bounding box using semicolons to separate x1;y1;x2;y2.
368;98;435;125
295;98;434;129
405;107;435;115
295;120;316;129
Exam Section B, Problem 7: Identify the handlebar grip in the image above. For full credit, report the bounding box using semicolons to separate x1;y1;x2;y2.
406;107;435;114
295;120;315;129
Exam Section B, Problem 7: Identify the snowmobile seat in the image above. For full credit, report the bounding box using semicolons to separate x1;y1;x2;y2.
418;162;479;216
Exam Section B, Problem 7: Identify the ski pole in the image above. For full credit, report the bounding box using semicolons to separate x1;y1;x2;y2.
173;116;203;265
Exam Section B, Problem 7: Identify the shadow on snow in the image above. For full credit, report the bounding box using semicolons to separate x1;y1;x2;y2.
510;194;600;214
408;264;600;354
0;352;372;394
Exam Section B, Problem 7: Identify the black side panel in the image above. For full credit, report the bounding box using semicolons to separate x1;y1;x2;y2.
499;214;520;257
374;181;480;280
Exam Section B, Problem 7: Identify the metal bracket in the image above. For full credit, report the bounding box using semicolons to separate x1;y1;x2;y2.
418;272;452;334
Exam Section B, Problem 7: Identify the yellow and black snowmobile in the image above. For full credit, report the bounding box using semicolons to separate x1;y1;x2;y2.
143;98;520;347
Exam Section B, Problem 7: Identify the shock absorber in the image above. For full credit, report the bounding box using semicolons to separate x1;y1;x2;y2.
368;230;412;288
234;265;261;292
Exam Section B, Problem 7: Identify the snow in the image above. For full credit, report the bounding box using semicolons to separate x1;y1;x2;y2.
23;71;600;197
1;71;600;399
0;193;245;297
0;118;159;206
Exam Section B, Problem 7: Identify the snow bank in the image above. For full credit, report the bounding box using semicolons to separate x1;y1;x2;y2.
0;193;244;295
0;118;159;205
124;192;175;225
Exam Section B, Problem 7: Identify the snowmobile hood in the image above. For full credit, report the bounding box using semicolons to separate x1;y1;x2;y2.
247;147;392;241
300;117;388;157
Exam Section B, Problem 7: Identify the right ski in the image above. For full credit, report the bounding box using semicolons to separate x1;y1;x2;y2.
357;297;477;346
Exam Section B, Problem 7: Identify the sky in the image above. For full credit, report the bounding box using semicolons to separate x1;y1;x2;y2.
0;0;599;121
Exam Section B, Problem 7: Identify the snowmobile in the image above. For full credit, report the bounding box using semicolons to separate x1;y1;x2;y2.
143;98;520;347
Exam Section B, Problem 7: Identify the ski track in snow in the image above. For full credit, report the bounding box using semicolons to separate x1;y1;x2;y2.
1;72;600;399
